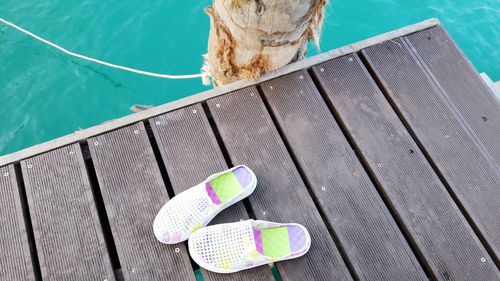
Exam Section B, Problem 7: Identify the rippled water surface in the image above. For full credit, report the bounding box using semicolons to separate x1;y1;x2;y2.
0;0;498;155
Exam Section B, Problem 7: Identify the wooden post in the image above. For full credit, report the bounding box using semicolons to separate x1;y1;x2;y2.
205;0;327;86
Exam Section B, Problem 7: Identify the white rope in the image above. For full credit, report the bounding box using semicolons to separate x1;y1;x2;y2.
0;17;203;80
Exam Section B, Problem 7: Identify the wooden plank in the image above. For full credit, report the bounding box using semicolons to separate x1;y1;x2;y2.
313;54;500;280
88;123;195;281
261;71;426;280
207;88;353;281
21;144;114;280
362;38;500;260
0;165;34;281
405;26;500;166
149;104;274;281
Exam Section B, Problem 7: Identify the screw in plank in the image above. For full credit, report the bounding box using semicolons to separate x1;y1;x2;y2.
320;67;325;72
175;248;180;253
377;163;382;168
349;57;354;62
155;121;161;125
94;141;99;146
193;109;197;114
27;164;33;169
130;268;135;273
481;257;486;263
216;103;221;108
134;130;139;135
262;211;266;216
250;92;255;97
69;151;74;156
269;85;274;90
299;75;304;79
321;186;326;191
3;172;9;177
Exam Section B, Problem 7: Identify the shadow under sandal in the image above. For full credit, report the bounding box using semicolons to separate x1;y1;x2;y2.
153;165;257;244
188;219;311;274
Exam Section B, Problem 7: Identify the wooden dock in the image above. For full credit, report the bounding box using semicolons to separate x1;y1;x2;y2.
1;19;499;281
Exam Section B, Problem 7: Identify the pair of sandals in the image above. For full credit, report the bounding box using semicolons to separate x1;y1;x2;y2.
153;165;311;274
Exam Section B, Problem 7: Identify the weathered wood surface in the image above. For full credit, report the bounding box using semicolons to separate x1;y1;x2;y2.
261;71;425;280
149;104;274;281
0;165;34;281
88;123;195;281
21;144;114;280
207;88;353;281
406;26;500;166
2;22;498;281
314;54;500;280
362;37;500;260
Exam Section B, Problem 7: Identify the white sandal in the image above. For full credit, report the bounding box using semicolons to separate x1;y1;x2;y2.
188;219;311;274
153;165;257;244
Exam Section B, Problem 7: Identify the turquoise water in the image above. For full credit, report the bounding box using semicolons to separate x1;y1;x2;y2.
1;1;498;156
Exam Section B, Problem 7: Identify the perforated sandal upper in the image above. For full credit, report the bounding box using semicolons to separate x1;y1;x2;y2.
153;165;257;244
188;220;311;274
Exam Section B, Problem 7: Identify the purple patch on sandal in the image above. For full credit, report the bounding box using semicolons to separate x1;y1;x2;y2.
161;232;170;243
233;166;253;188
206;182;221;205
171;232;182;243
253;228;263;254
288;225;307;254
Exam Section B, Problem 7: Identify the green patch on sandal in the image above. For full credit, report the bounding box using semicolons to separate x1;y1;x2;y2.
262;227;291;258
210;172;243;203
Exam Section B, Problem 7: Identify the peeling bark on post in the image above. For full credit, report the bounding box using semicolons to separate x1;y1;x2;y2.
205;0;327;86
